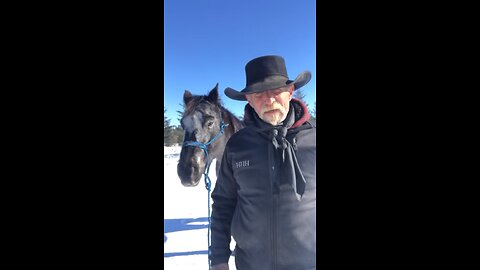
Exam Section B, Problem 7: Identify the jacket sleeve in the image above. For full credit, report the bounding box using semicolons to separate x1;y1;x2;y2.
210;145;238;266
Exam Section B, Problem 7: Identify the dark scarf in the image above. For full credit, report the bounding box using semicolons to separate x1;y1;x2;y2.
244;100;311;201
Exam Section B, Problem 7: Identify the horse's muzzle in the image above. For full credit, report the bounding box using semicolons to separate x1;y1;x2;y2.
177;163;202;187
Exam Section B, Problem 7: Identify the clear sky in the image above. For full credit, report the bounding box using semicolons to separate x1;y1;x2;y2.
164;0;316;127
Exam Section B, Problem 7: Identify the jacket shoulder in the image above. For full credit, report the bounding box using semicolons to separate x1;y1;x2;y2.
225;127;254;145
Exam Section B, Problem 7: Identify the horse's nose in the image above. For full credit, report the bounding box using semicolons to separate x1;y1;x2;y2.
177;162;201;186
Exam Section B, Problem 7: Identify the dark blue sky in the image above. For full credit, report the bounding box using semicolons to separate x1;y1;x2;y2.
164;0;316;126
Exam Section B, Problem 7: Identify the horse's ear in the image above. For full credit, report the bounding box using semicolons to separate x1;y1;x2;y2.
207;83;219;102
184;90;193;105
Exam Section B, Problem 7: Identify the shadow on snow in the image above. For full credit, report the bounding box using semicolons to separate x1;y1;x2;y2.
164;217;209;236
164;217;209;258
164;250;209;257
163;217;235;258
164;217;209;243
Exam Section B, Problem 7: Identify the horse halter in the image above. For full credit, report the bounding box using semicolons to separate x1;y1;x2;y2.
182;118;229;269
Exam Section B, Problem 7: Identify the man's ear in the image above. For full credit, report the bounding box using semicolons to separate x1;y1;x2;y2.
289;85;295;100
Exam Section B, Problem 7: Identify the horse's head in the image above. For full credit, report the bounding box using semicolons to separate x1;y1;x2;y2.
177;83;227;187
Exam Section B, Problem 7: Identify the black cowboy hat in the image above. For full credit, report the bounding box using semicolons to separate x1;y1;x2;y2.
224;55;312;101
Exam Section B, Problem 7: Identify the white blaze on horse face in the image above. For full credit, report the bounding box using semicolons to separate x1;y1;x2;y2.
183;112;206;141
182;115;195;134
183;112;207;166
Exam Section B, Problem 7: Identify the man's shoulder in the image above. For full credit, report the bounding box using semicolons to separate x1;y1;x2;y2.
225;126;264;151
227;127;253;143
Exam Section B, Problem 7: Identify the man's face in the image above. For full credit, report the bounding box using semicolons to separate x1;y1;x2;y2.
245;85;294;125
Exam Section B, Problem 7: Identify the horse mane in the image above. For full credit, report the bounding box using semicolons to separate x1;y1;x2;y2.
214;96;245;133
221;106;244;133
183;95;207;116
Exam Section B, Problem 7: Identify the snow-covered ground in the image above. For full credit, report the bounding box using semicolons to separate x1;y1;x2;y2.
164;146;236;269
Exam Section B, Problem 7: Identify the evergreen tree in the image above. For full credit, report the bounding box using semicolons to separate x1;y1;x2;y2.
294;88;314;120
176;102;185;125
164;107;174;145
310;101;316;121
293;88;308;107
171;125;184;145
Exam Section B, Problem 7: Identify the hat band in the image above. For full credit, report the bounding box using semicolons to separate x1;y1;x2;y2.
247;74;288;86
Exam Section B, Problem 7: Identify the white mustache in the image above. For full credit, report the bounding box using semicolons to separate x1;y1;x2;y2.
260;103;285;115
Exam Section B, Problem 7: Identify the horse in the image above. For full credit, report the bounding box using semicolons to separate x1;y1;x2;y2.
177;83;244;187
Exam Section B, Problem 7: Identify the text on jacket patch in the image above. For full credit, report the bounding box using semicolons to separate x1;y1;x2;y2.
235;160;250;169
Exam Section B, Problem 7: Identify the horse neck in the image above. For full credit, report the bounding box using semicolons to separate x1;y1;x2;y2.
219;106;244;134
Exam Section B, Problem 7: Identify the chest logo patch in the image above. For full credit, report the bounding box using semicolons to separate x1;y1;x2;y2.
234;160;250;169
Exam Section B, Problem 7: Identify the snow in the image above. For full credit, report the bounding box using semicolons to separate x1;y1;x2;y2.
164;146;236;269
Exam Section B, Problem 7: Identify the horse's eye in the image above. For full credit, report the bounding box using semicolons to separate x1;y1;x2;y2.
207;121;214;128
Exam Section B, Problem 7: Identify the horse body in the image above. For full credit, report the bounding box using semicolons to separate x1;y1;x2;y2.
177;83;244;187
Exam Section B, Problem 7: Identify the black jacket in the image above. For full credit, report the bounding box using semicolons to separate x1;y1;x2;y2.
210;99;316;270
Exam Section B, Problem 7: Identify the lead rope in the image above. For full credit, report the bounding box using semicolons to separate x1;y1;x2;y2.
182;121;229;269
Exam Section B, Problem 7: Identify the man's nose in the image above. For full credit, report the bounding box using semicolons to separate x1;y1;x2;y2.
264;96;275;104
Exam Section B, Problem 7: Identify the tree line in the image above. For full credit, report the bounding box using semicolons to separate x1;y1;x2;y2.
294;88;316;122
164;107;184;146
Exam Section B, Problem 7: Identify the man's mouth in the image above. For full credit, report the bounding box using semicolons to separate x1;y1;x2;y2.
264;107;281;113
264;109;279;114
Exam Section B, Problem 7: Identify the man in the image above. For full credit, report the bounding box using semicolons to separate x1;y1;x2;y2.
210;55;316;270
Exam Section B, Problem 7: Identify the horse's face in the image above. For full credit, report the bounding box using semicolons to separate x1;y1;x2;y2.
177;84;223;187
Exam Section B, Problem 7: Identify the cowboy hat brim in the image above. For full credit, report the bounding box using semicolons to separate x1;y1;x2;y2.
224;71;312;101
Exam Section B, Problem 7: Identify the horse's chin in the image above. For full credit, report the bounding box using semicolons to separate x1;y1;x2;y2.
177;162;204;187
179;173;202;187
181;179;201;187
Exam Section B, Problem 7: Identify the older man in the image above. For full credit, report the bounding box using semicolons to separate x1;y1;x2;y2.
210;55;316;270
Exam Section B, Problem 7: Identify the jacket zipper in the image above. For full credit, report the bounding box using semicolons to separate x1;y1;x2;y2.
269;144;278;270
273;193;278;270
